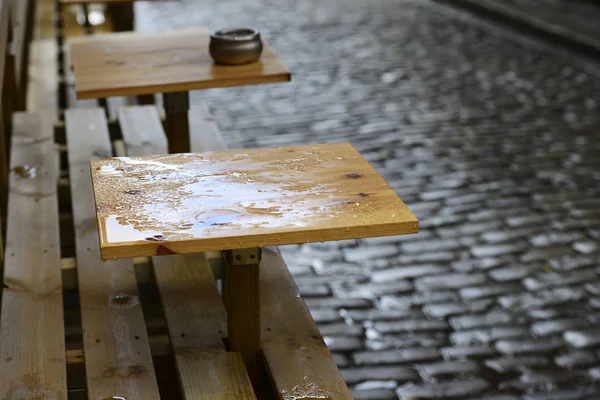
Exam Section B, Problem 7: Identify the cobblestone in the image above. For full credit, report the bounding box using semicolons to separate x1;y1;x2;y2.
354;348;441;365
496;338;565;355
371;265;449;282
523;269;598;291
531;318;590;337
415;273;489;291
351;388;396;400
397;378;489;399
555;351;599;369
471;242;528;258
440;345;498;359
340;366;418;384
484;355;549;373
373;319;449;334
450;326;530;345
489;265;540;281
137;0;600;396
450;309;515;330
460;283;523;300
564;329;600;348
417;360;481;380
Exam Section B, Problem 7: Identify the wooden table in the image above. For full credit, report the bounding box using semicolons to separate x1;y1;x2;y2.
90;142;418;385
70;27;291;153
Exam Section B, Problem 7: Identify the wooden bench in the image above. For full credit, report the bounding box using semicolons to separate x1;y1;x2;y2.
0;1;419;399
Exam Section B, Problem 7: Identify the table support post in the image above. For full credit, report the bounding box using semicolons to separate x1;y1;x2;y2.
81;4;93;35
108;3;135;32
223;248;262;387
163;91;191;153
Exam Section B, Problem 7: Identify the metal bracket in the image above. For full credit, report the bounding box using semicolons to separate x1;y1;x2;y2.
223;248;262;266
163;91;190;113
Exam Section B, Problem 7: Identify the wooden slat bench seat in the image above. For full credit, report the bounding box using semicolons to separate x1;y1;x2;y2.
0;112;66;399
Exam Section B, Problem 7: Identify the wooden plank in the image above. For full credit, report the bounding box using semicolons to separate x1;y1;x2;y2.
118;105;167;156
90;142;419;260
189;104;226;152
224;259;261;386
260;248;352;399
70;28;291;99
65;108;161;400
176;350;256;399
0;112;67;400
11;0;32;108
26;39;58;113
119;105;256;400
152;254;226;350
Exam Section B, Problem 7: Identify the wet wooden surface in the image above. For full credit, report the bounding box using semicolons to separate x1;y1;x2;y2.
70;27;291;99
91;142;418;260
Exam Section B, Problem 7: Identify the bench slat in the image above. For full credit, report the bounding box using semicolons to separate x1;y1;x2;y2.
66;108;161;400
118;105;256;400
26;39;58;113
0;112;67;400
261;248;353;400
189;104;226;152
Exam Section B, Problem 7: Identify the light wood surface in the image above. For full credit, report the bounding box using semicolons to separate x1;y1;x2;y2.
261;248;353;399
65;108;161;400
0;113;67;400
26;40;58;113
177;350;256;400
119;105;257;399
70;27;291;99
91;142;418;260
224;260;262;386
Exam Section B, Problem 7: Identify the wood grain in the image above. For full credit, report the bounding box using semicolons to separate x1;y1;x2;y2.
26;40;58;113
91;142;418;260
119;105;257;399
224;261;262;386
70;27;291;99
118;105;167;156
65;108;161;400
0;113;67;400
261;248;353;399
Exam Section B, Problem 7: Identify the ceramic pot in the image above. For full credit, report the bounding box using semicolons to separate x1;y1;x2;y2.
209;28;263;65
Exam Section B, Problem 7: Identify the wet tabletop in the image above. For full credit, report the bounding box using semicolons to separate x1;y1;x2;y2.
91;143;418;260
70;27;291;99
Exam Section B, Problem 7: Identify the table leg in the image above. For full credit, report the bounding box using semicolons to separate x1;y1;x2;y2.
223;248;262;387
163;91;191;154
137;94;155;105
108;3;135;32
81;4;92;34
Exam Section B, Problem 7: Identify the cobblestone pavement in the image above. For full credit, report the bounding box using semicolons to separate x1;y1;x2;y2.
137;0;600;398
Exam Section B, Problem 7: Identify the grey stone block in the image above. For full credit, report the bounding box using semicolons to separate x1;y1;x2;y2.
354;348;441;365
484;355;549;373
397;378;489;399
341;366;418;384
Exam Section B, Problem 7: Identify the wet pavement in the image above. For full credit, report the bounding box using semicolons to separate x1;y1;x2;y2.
137;0;600;398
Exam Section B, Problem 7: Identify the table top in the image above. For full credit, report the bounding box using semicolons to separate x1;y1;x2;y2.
91;142;418;260
70;27;291;99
